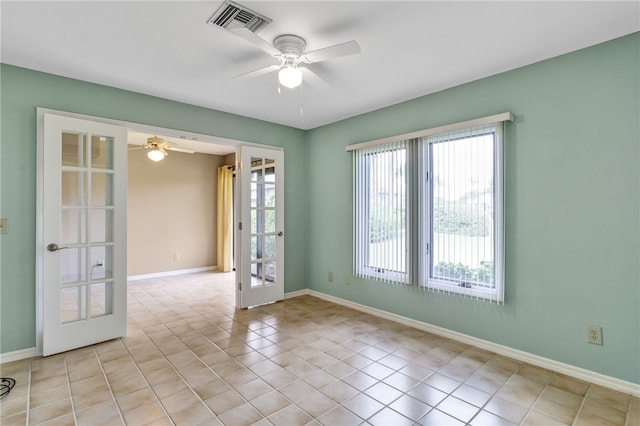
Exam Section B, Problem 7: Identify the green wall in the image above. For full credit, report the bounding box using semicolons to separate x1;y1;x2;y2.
305;33;639;384
1;33;638;385
0;65;307;353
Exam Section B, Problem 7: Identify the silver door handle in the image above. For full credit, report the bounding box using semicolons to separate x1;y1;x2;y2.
47;243;69;252
277;231;283;237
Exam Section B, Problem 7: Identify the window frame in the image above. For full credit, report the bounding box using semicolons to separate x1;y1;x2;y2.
351;115;508;303
421;124;505;301
353;142;410;284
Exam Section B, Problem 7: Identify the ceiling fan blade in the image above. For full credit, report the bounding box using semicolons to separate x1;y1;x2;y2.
230;28;281;57
302;67;330;91
167;146;196;154
234;64;280;80
128;145;147;151
304;40;361;63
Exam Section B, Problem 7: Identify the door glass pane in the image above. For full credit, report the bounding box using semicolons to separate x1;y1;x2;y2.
61;171;85;206
251;209;258;234
62;132;86;167
91;135;114;169
91;173;113;206
265;184;275;207
251;183;262;208
251;168;262;181
251;236;258;260
264;210;275;233
60;285;86;324
264;166;275;182
264;235;275;259
60;248;86;284
90;246;112;280
90;282;112;318
251;261;263;287
61;209;86;245
90;209;113;243
264;261;276;283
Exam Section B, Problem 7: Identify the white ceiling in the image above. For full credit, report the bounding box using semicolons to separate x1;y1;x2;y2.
2;1;638;131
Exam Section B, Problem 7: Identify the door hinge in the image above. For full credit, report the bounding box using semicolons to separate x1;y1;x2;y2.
426;243;429;254
238;282;242;291
238;222;242;230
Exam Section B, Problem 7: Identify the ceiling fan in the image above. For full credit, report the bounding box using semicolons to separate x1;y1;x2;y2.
129;136;195;162
231;28;361;90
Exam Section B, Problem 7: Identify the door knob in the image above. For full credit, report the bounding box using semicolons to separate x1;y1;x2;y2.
47;243;69;252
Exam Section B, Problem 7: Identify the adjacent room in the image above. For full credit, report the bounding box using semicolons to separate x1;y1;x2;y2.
1;1;638;425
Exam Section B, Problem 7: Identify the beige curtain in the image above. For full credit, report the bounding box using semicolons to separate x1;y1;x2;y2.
216;166;234;272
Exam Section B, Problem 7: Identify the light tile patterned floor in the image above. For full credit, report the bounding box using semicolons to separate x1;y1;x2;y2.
1;272;638;425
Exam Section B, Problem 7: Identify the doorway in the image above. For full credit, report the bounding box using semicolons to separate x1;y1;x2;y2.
36;109;285;356
126;133;235;280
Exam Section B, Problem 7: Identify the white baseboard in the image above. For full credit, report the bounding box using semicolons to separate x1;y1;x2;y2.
0;347;37;364
286;289;640;397
284;289;308;299
128;266;218;281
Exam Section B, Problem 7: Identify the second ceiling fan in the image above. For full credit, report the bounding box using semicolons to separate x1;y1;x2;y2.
231;27;361;90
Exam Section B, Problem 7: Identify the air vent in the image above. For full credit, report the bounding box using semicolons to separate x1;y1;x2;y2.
207;0;271;33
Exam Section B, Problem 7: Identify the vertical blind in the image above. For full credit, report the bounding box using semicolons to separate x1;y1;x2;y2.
353;140;409;284
421;124;503;303
351;114;509;303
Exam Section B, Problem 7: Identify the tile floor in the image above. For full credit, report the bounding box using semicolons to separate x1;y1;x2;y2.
1;272;638;425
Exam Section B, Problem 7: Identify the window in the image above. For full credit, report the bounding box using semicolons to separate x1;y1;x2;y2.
352;115;507;302
353;141;409;283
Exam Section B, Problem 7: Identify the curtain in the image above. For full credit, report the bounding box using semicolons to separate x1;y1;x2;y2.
216;166;234;272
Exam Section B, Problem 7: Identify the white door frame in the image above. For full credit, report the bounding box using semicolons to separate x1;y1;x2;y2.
236;146;285;308
35;108;279;355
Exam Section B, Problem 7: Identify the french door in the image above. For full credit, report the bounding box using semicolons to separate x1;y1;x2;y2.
236;146;284;308
39;113;127;356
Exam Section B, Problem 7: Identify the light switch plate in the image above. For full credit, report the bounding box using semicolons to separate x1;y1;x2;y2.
0;218;8;234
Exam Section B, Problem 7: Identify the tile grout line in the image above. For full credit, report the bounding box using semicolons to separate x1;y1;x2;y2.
25;360;32;425
513;366;554;426
63;355;79;425
624;394;633;426
94;344;129;426
571;383;591;426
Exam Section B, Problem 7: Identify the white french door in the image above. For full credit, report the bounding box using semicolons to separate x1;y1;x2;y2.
39;113;127;356
236;146;284;308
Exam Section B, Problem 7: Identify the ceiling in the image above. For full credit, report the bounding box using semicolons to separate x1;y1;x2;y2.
1;1;638;131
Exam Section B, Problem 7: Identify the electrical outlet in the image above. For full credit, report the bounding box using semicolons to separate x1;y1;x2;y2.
344;275;351;286
328;271;334;283
587;325;603;345
174;253;181;261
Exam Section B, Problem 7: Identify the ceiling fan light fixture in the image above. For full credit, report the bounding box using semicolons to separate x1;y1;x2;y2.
147;148;165;162
278;63;302;89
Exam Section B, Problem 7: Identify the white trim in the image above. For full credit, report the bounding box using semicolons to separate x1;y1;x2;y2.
127;266;218;281
345;112;514;152
284;289;308;299
0;347;37;364
287;289;640;397
35;107;277;151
